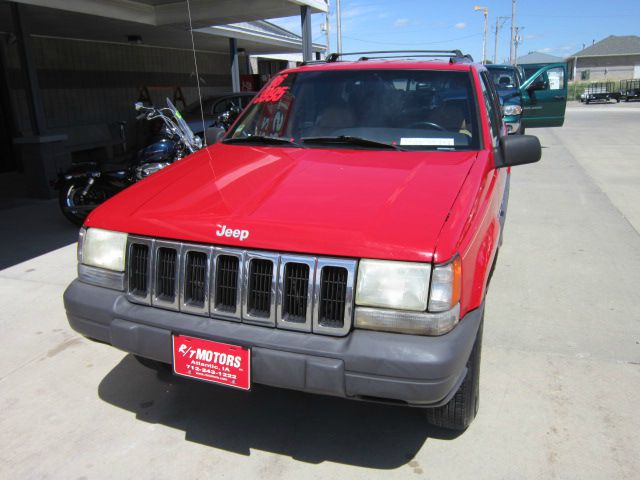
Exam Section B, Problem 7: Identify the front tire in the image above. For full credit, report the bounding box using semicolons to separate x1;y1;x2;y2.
426;318;483;431
58;179;109;226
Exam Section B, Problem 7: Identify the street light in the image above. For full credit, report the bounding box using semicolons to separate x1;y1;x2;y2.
474;6;489;64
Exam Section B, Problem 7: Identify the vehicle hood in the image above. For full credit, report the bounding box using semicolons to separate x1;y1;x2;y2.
86;145;478;262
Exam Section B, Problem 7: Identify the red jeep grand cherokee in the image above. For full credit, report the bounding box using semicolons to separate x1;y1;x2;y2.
64;50;541;431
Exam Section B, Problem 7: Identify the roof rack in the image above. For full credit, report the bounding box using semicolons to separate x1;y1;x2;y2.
321;50;474;64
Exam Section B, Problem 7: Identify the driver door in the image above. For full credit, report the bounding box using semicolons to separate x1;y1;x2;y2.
520;63;568;128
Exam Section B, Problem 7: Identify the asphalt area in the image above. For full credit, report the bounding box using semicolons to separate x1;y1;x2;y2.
1;101;639;479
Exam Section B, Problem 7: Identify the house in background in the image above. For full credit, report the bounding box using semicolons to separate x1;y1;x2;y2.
567;35;640;81
516;51;566;79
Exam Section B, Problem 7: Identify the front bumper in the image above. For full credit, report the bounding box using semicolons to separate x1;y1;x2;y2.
64;279;483;407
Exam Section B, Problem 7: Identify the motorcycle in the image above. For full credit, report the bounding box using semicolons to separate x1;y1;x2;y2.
57;98;202;226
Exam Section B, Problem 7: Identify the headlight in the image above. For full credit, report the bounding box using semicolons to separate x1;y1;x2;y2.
355;259;430;310
428;257;462;312
354;256;462;336
503;104;522;116
81;227;128;272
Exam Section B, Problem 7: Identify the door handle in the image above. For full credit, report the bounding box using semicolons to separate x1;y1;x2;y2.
553;95;566;100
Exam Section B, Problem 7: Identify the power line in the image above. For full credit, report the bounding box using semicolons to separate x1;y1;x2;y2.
342;31;483;47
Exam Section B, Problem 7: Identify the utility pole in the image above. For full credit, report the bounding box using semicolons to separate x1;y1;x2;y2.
494;16;509;64
474;6;489;64
509;0;516;64
514;26;524;65
336;0;342;53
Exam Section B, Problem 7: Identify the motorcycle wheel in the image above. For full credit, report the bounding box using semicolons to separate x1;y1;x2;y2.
58;179;110;226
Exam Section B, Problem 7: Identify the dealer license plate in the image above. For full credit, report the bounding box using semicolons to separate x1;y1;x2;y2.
172;335;251;390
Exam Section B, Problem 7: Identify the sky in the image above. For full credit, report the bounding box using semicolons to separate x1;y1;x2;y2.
269;0;640;63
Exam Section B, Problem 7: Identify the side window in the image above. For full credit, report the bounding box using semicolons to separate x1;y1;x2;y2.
546;67;565;90
479;72;501;147
531;67;565;91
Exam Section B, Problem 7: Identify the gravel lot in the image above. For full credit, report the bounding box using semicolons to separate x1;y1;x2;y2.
1;101;639;479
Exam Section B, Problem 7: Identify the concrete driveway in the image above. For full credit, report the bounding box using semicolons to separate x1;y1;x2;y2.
1;102;639;479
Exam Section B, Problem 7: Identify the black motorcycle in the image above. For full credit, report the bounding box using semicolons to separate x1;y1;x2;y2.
57;99;202;226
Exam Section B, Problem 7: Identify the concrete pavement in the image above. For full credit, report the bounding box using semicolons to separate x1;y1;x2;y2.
1;103;639;479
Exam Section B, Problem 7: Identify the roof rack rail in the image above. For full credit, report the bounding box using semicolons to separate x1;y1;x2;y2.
322;50;474;64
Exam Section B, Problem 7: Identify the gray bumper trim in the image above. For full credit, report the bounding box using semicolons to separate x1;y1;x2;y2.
64;279;483;407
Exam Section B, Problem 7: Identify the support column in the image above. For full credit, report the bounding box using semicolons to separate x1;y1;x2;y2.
300;6;312;62
229;37;240;92
11;2;46;135
10;2;70;198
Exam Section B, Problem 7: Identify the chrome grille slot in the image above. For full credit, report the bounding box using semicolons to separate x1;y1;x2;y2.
242;252;278;326
156;248;177;300
277;255;315;332
211;249;243;320
283;263;309;321
129;244;149;296
248;259;273;316
126;236;154;305
180;245;212;315
313;258;356;336
319;266;347;328
215;256;239;311
184;252;207;305
152;241;181;310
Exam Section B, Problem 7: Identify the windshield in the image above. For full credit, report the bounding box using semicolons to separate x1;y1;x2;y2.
227;69;480;151
487;67;520;92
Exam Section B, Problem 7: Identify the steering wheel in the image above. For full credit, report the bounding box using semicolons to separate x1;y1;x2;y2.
407;121;446;131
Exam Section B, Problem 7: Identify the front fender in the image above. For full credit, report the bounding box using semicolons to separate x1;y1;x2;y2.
435;151;505;316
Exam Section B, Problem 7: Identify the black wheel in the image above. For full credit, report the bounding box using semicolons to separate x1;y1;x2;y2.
134;355;171;371
58;179;109;226
426;318;483;431
585;99;590;104
517;124;525;135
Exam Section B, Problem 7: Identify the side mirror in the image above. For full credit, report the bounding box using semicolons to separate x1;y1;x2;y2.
204;126;226;144
134;101;144;111
496;135;541;168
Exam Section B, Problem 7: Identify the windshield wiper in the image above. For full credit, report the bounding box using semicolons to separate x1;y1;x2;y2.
301;135;405;151
222;135;301;147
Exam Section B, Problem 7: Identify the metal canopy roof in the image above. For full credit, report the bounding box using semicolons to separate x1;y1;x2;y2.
6;0;327;28
0;1;326;55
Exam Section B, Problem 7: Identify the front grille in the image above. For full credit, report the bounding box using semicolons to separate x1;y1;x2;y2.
319;266;348;328
156;247;177;301
215;255;239;313
129;244;149;296
184;251;207;306
282;263;309;322
125;236;356;336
